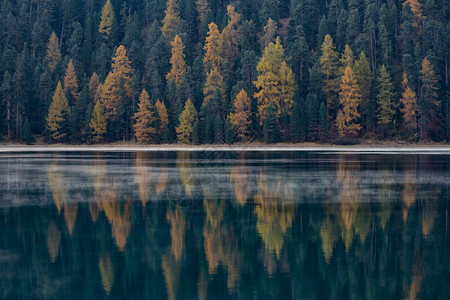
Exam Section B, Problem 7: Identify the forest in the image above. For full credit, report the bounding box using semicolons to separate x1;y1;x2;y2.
0;0;448;144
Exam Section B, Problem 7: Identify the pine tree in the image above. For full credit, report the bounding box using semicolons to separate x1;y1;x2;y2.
195;0;209;22
353;52;373;131
155;100;170;142
161;0;181;41
263;102;280;143
176;99;197;144
133;89;156;143
376;65;396;125
64;60;79;101
99;0;115;39
229;89;251;141
400;72;418;134
46;32;62;72
1;71;13;140
254;37;296;124
89;72;100;100
203;23;223;71
336;66;362;137
419;58;441;140
90;100;107;143
403;0;424;30
305;93;320;141
47;82;70;141
19;117;33;144
320;34;340;121
166;35;186;86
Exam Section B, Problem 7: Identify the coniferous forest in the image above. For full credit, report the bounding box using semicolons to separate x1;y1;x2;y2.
0;0;449;144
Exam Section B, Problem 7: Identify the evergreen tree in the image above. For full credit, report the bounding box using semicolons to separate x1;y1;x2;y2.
419;58;441;140
353;52;373;131
166;35;186;86
46;32;62;72
47;82;70;142
176;99;197;143
336;66;361;137
263;102;280;143
290;99;306;143
305;93;320;141
376;65;396;126
400;73;418;135
1;71;13;140
229;89;251;141
203;67;226;109
19;117;33;144
90;100;107;143
133;89;156;143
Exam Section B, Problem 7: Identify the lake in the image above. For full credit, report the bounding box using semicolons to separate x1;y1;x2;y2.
0;151;449;299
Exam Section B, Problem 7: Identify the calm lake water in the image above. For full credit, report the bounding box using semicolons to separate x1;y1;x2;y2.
0;151;449;299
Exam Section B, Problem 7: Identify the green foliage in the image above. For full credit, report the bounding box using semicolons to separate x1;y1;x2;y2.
19;118;34;144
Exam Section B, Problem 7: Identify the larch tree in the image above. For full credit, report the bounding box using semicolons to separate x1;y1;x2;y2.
221;5;241;65
320;34;340;121
195;0;209;22
166;35;186;86
46;32;62;72
419;58;441;140
90;100;107;143
254;37;296;124
203;67;226;106
403;0;424;30
101;45;133;120
133;89;157;143
99;0;115;39
161;0;181;41
336;66;362;137
260;18;277;49
203;22;224;71
64;60;79;101
89;72;100;100
376;65;396;125
155;100;170;141
339;44;355;72
47;82;70;141
176;99;197;144
400;72;417;134
229;89;251;141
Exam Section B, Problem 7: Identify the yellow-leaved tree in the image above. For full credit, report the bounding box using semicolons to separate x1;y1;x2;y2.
320;34;340;121
221;5;241;64
161;0;181;41
155;100;170;141
166;35;186;86
90;100;107;143
64;59;79;101
203;22;224;71
133;89;157;143
99;0;115;39
176;99;197;144
47;82;70;141
336;66;362;137
202;67;226;106
46;32;62;72
229;89;251;141
254;37;296;124
400;72;417;133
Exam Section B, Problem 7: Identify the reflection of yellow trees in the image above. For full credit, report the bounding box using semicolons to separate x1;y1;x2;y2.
162;250;181;300
402;171;417;223
166;207;186;261
99;253;114;296
90;155;107;223
46;221;61;263
320;216;339;263
421;188;440;237
254;172;295;257
377;170;394;231
405;259;422;300
229;162;251;206
135;152;153;207
156;163;168;195
47;163;69;215
197;269;207;300
203;199;241;290
177;152;194;196
64;197;78;236
102;182;132;251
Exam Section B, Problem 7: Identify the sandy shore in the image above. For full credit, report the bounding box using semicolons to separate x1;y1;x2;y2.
1;143;450;153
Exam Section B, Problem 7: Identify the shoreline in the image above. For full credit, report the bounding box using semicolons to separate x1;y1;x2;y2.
1;143;450;153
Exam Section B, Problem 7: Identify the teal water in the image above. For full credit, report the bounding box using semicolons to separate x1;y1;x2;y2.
0;152;449;299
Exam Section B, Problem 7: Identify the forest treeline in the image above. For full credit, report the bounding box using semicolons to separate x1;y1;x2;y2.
0;0;448;144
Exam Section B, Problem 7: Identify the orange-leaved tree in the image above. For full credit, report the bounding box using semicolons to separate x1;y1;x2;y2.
133;89;157;143
336;66;361;137
229;89;252;141
166;35;186;86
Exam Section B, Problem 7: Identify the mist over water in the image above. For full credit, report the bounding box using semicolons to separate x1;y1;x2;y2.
0;151;449;299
